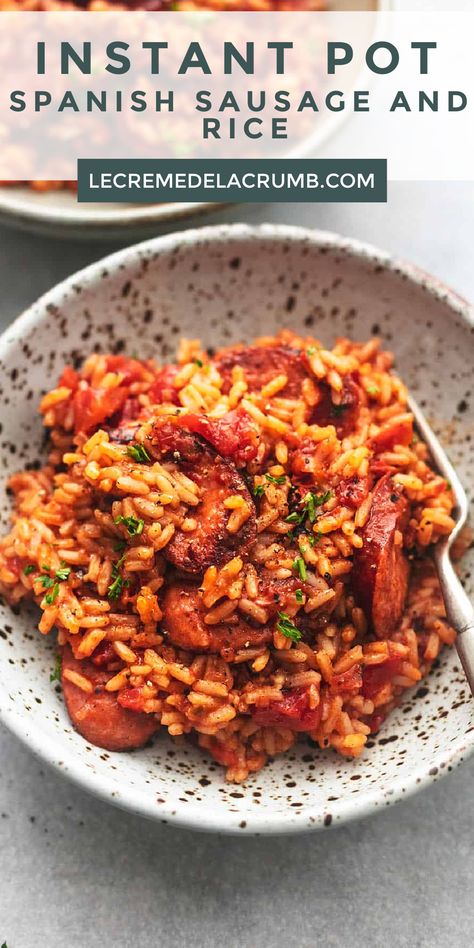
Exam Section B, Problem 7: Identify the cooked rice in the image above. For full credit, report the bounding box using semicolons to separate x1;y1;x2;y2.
0;330;462;782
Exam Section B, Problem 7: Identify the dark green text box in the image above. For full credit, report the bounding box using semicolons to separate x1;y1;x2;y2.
77;159;387;203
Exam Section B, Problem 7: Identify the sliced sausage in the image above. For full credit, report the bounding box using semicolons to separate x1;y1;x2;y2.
161;582;272;657
149;421;256;574
310;374;361;438
351;474;410;637
256;572;307;616
61;645;158;751
213;344;310;398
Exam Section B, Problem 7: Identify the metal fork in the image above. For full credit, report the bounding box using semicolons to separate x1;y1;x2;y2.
407;394;474;695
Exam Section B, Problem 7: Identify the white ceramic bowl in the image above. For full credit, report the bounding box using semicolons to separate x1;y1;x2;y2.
0;223;473;834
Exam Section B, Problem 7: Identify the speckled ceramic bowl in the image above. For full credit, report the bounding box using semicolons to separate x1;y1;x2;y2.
0;223;473;834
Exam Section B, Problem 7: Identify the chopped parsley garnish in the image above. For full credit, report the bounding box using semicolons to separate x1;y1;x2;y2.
37;564;71;604
50;653;61;683
193;358;203;368
38;574;55;589
309;531;322;546
113;539;127;554
295;588;304;603
108;573;123;601
305;490;333;522
285;490;333;527
127;443;151;464
306;346;317;356
366;383;379;396
45;583;60;606
293;555;307;581
265;473;286;486
108;552;127;601
276;612;302;643
23;565;35;576
253;483;265;498
114;515;144;537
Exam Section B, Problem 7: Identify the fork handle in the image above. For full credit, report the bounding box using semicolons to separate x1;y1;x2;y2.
456;626;474;697
435;547;474;696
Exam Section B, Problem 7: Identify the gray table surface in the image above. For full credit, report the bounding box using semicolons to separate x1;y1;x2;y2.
1;184;473;948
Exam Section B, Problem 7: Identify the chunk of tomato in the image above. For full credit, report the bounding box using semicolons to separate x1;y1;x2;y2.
253;687;322;732
73;386;128;434
361;658;403;699
117;687;146;713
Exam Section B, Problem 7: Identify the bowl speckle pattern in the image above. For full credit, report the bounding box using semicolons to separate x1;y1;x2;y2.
0;223;473;834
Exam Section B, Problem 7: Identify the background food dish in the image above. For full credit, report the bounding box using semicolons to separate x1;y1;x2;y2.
0;0;385;239
0;223;472;832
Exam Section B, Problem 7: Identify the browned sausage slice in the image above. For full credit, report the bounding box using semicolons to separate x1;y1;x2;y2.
213;344;310;398
310;375;361;438
61;646;158;751
161;582;272;657
149;421;256;574
351;474;410;637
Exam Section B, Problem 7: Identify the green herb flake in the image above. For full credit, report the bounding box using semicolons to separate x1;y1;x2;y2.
50;654;61;683
116;552;127;570
38;574;54;590
253;483;265;498
108;572;124;601
306;346;317;357
303;490;333;523
332;403;348;416
193;358;203;368
45;582;59;606
309;530;322;546
127;443;151;464
113;539;126;554
293;556;307;582
276;612;302;643
114;515;144;537
295;588;304;603
38;564;71;596
23;565;35;576
265;473;287;486
366;383;379;397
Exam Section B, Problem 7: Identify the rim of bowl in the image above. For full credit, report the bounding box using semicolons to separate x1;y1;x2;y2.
0;221;473;835
0;190;226;232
